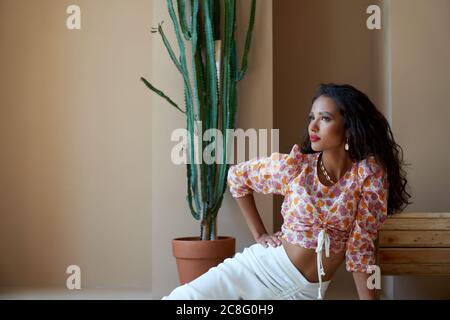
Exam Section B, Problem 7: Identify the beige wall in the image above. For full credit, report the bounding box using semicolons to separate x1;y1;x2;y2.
0;0;272;298
389;0;450;299
0;0;153;289
150;0;273;298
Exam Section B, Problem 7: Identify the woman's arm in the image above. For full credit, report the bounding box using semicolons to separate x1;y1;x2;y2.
352;272;379;300
345;158;388;299
226;145;303;246
235;194;267;240
235;194;282;247
226;145;303;199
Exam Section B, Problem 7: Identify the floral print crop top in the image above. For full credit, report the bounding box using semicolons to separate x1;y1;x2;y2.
227;144;389;275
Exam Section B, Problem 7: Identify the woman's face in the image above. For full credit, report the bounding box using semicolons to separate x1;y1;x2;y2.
308;95;347;152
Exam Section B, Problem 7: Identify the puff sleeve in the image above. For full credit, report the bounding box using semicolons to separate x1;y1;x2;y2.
227;144;304;198
345;157;389;273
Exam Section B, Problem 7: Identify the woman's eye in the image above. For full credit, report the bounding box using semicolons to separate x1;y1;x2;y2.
309;115;331;122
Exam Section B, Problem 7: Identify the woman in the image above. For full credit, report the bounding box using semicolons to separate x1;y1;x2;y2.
162;83;411;300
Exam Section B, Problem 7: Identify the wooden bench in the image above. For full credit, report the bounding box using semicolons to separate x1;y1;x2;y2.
376;212;450;275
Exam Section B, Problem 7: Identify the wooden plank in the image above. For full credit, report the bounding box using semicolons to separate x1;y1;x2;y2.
378;231;450;247
376;213;450;276
378;248;450;264
381;219;450;231
388;212;450;219
380;264;450;275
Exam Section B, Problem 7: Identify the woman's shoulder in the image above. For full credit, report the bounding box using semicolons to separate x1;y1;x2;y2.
276;144;316;168
259;144;314;177
356;155;386;181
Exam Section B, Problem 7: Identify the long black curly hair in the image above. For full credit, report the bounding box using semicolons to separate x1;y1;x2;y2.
298;83;411;216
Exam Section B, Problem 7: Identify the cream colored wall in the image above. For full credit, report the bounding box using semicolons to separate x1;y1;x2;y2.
389;0;450;299
0;0;153;289
151;0;273;299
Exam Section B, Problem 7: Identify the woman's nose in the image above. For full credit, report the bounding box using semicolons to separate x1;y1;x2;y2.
309;120;319;132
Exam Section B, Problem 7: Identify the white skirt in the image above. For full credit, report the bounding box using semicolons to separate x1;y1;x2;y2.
162;242;331;300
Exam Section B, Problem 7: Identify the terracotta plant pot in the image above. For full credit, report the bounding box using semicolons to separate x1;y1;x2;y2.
172;236;236;285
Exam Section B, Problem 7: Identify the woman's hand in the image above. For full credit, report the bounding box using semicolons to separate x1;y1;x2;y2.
256;231;283;248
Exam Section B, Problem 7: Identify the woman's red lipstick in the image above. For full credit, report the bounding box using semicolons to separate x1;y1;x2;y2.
310;135;320;142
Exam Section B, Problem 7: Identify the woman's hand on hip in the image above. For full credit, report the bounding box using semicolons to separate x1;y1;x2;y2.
256;231;282;248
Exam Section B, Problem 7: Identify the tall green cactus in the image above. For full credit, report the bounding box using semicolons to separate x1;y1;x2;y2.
141;0;256;240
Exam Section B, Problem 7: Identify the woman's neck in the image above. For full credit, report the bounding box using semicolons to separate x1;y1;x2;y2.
321;149;354;181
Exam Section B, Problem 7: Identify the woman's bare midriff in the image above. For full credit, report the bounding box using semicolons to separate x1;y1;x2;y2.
281;238;345;283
